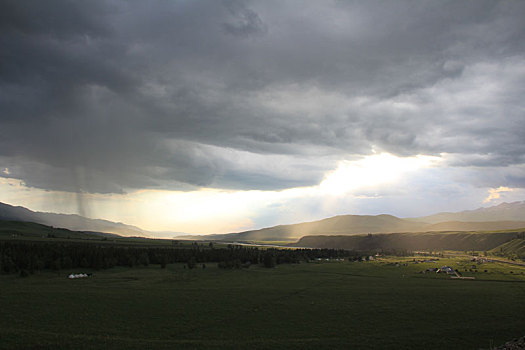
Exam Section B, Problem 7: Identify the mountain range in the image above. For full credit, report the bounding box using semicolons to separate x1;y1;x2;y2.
410;201;525;223
0;202;145;236
1;200;524;241
197;201;525;242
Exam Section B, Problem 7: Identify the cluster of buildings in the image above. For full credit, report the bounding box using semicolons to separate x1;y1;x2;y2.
424;266;456;275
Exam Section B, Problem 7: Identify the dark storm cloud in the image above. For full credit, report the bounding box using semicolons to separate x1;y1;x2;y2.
1;0;525;193
222;0;267;37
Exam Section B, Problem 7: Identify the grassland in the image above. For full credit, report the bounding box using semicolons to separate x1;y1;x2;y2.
1;257;525;349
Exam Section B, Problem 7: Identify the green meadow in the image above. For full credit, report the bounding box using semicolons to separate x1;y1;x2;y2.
1;257;525;349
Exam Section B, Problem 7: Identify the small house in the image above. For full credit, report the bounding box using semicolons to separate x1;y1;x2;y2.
439;266;455;275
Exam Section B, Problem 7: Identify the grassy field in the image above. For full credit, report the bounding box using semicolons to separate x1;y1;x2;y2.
1;257;525;349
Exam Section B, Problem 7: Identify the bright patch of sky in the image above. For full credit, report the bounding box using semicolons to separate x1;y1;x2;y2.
2;153;525;235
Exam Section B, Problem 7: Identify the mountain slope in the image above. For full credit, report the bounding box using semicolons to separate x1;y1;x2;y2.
413;201;525;223
214;203;525;242
294;230;525;251
0;202;145;236
490;238;525;259
424;221;525;231
225;214;428;241
0;219;119;240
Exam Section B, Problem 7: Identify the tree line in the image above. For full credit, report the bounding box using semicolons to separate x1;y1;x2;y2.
0;240;358;275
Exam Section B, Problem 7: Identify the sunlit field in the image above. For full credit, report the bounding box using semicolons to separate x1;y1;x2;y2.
1;257;524;349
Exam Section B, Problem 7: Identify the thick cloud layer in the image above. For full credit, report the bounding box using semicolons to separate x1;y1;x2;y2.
1;0;525;193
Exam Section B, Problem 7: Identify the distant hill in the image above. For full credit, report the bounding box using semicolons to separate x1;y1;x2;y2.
423;220;525;231
0;202;145;236
206;202;525;242
294;230;525;252
221;214;428;241
490;238;525;259
413;201;525;223
0;220;119;240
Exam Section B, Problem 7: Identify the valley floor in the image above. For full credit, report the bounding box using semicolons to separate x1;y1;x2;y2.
1;257;525;349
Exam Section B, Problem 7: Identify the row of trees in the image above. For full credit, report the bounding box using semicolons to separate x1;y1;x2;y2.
0;240;355;275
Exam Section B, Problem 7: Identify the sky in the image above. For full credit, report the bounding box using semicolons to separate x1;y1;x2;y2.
1;0;525;235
